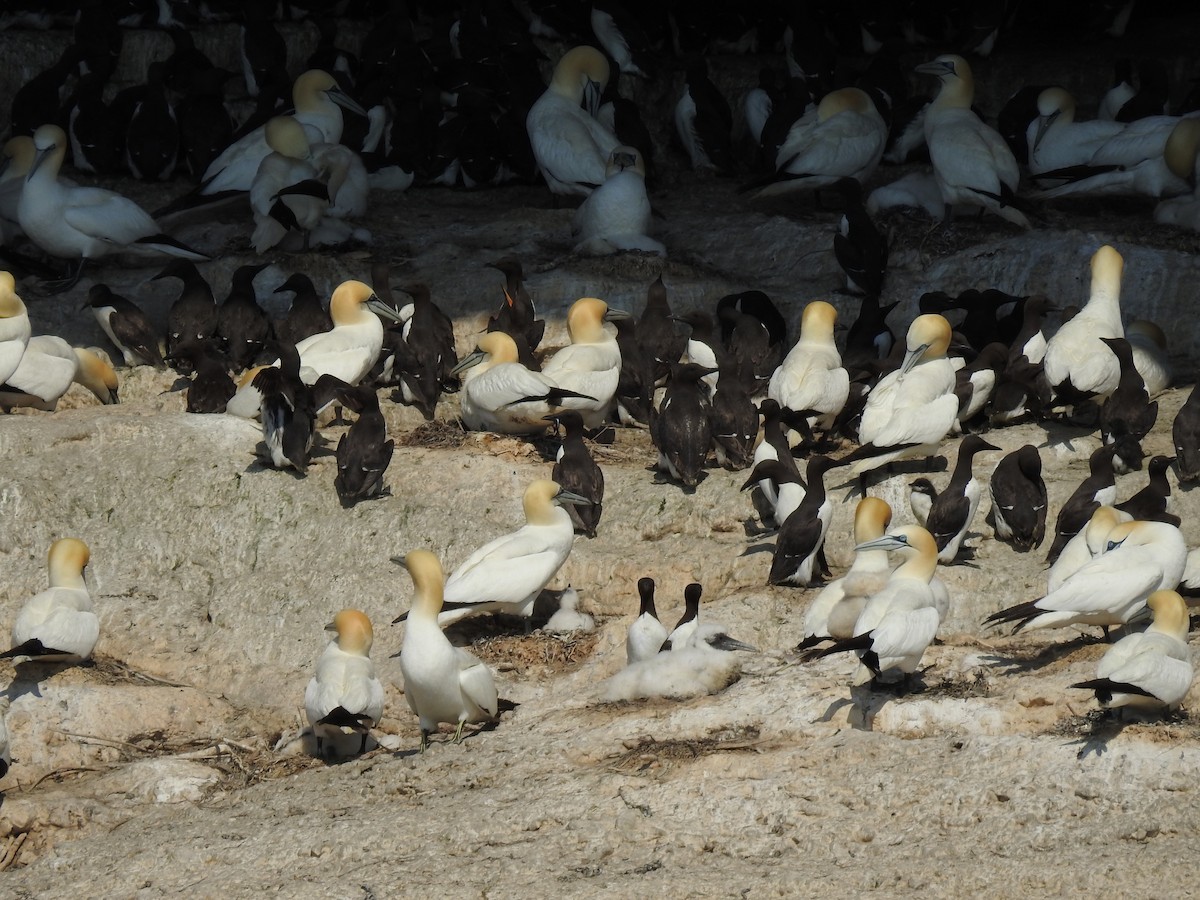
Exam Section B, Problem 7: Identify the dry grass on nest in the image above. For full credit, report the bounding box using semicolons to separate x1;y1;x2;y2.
922;671;994;699
468;629;600;674
399;419;467;449
605;725;763;772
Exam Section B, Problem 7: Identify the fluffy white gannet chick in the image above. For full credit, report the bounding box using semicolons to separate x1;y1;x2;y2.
453;332;578;434
543;587;595;634
200;69;366;197
915;54;1029;228
18;124;207;289
572;147;663;256
605;621;758;701
250;116;328;254
797;497;893;651
753;87;887;197
1072;590;1193;712
526;46;620;197
304;609;385;759
844;314;958;477
1042;245;1125;404
767;300;849;431
984;519;1187;634
0;271;32;387
393;479;589;628
0;336;119;411
285;279;402;386
799;525;943;686
2;538;98;662
541;297;630;429
397;550;500;750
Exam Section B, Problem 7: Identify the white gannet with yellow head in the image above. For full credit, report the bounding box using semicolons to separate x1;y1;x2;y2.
3;538;98;662
985;519;1187;634
1042;245;1125;403
397;550;500;750
393;479;589;628
0;136;39;241
282;279;401;386
572;147;663;256
1026;87;1126;176
0;336;119;411
17;124;207;289
799;525;942;686
797;497;893;650
754;87;887;197
541;296;630;428
915;54;1029;228
526;46;620;197
1046;505;1132;593
767;300;849;430
0;271;31;386
453;331;570;434
1072;589;1193;711
201;69;366;197
305;609;385;759
845;313;958;477
251;116;328;254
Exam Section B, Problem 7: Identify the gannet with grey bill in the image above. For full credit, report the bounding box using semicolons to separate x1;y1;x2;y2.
0;336;118;411
540;297;629;429
799;525;943;687
396;550;501;750
526;46;620;197
1072;589;1193;712
304;609;385;759
984;520;1187;635
391;479;588;628
2;538;98;662
767;300;849;431
284;279;403;386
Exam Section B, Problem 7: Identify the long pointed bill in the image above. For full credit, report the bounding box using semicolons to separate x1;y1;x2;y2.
27;145;54;180
708;634;758;653
1032;112;1059;154
603;307;632;321
366;297;405;323
555;488;593;507
854;535;908;553
329;86;368;117
450;349;486;376
899;342;930;376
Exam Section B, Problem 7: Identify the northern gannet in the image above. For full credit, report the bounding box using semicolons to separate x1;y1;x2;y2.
541;296;629;429
393;480;588;628
397;550;500;750
796;497;893;651
1046;506;1132;594
767;300;849;431
1072;590;1193;712
2;538;98;662
984;520;1187;634
250;116;328;254
572;146;662;256
0;336;119;411
841;313;958;478
1042;245;1125;405
17;124;207;290
799;525;942;686
915;54;1029;228
0;271;32;387
304;609;385;759
287;279;402;386
526;46;619;197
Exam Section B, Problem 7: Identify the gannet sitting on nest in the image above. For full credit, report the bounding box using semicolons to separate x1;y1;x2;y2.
541;296;630;429
2;538;98;662
0;271;31;386
305;609;385;760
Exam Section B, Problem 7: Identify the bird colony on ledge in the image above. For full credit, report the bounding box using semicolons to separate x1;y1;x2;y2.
2;1;1200;769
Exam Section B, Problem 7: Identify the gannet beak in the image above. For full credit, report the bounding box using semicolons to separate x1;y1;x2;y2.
603;307;632;321
854;534;909;553
328;85;368;117
1032;111;1059;152
366;296;404;323
450;349;486;376
612;150;637;170
915;60;953;77
389;555;409;569
583;79;603;118
899;343;930;375
324;620;337;632
708;634;759;653
27;143;54;180
555;487;592;507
